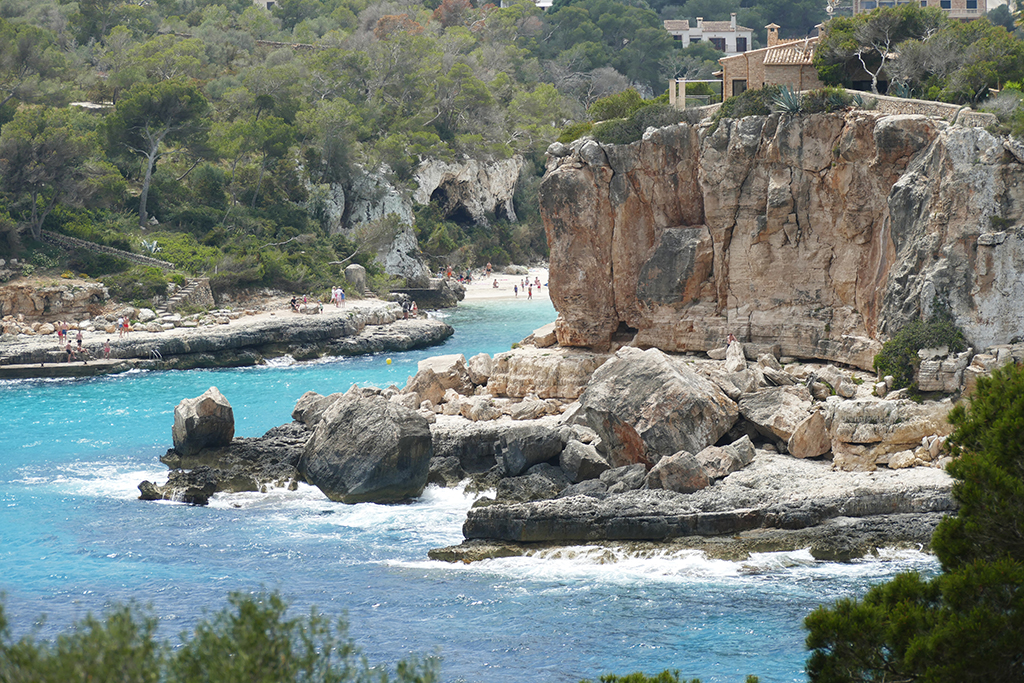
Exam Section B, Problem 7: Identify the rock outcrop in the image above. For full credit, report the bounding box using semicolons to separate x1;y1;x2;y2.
541;112;1024;368
171;387;235;456
299;395;433;503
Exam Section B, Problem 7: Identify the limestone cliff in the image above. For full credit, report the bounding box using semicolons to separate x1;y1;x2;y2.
541;112;1024;369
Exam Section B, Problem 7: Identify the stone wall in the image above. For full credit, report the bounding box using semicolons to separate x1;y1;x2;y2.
40;231;174;270
540;111;1024;369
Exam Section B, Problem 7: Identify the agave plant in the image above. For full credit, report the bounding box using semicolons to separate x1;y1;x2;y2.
772;85;802;114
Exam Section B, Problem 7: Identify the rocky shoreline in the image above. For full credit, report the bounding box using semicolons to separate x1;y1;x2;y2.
137;328;1010;563
0;301;453;378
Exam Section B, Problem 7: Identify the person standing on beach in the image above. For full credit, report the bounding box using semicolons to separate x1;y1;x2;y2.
527;285;532;300
514;284;518;297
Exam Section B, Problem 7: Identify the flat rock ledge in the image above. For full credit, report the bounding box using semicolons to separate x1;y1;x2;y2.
0;304;452;378
430;452;954;562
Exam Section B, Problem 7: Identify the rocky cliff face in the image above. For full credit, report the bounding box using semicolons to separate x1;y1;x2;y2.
541;112;1024;368
313;157;523;286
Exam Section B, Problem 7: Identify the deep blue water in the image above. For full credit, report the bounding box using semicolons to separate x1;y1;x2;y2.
0;298;937;682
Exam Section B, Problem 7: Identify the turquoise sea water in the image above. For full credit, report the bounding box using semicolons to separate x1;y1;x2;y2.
0;298;938;682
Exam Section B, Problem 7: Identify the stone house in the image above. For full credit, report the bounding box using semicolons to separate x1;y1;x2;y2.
852;0;986;20
718;25;823;98
664;14;753;55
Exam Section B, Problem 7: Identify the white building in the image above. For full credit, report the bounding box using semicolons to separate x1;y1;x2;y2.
663;13;753;55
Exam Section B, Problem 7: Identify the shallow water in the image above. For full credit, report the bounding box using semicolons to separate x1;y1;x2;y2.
0;298;938;682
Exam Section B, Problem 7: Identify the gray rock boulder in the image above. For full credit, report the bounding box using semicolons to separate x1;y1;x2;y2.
172;387;235;457
499;422;564;476
405;367;446;406
600;464;648;494
292;391;345;427
559;440;610;482
417;354;472;393
299;395;433;503
787;411;832;459
738;386;813;450
695;435;755;479
578;347;738;468
646;450;709;493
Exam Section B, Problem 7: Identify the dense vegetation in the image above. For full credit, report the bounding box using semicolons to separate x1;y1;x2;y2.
0;0;742;304
815;5;1024;104
0;590;439;682
805;362;1024;682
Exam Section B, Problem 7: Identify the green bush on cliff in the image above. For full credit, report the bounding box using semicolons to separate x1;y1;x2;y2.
805;362;1024;682
872;309;968;390
0;590;439;683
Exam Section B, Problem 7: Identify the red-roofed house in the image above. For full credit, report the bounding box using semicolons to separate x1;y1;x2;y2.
718;24;822;98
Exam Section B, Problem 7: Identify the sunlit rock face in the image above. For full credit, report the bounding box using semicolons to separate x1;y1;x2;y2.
541;112;1024;369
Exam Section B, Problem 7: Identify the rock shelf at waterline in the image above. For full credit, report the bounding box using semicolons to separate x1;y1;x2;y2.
0;301;453;378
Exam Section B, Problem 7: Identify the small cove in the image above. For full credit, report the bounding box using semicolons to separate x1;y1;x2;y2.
0;297;938;682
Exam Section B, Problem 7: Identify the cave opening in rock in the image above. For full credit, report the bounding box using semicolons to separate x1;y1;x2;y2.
430;186;476;226
611;321;639;342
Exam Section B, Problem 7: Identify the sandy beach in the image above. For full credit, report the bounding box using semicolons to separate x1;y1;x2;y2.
460;266;550;303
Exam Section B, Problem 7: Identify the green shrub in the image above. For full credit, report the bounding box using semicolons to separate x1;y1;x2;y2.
591;117;644;145
873;309;968;390
589;89;647;121
710;86;783;133
102;266;168;303
557;121;594;143
0;590;439;683
67;250;131;276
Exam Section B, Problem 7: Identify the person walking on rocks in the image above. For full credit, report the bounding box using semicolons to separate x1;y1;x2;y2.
65;342;74;363
76;330;83;350
117;317;124;338
104;339;111;358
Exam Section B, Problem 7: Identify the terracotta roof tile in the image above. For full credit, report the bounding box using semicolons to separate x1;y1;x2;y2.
663;20;690;30
762;37;818;65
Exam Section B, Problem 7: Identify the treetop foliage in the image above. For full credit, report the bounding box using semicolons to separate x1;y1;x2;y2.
815;6;1024;103
0;589;439;683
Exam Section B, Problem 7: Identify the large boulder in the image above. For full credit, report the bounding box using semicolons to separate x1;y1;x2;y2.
577;347;738;468
738;386;814;451
172;387;235;456
646;450;709;493
291;391;345;427
488;346;608;399
498;422;565;476
299;395;433;503
416;354;472;394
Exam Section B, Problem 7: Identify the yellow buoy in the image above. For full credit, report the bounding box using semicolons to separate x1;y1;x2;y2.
386;358;392;365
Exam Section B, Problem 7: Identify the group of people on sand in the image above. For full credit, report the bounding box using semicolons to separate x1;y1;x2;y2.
330;286;346;307
116;316;131;337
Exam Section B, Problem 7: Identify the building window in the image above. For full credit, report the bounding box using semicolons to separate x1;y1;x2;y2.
690;38;701;45
710;37;726;51
920;1;927;6
862;1;877;8
966;0;977;7
736;37;747;52
673;35;683;42
940;0;950;7
733;80;747;96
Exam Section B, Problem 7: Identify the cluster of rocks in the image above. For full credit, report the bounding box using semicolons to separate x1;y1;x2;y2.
0;283;108;335
141;331;989;560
